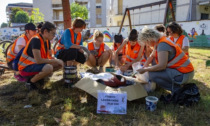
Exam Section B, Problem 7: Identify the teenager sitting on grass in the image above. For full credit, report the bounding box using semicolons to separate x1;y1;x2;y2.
86;30;112;73
18;22;63;90
55;18;87;66
115;29;146;72
109;34;126;67
6;23;37;81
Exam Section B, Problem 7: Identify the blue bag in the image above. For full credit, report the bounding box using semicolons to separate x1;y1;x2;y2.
12;47;25;71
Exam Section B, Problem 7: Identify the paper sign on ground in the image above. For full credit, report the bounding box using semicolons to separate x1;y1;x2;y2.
97;90;127;114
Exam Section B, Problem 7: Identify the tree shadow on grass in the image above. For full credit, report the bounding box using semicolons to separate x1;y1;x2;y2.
0;76;210;126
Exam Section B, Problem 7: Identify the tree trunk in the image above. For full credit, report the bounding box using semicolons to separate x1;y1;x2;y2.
62;0;71;30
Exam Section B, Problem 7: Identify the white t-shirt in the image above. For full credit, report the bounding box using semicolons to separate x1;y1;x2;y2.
87;42;110;51
173;36;190;48
15;37;26;53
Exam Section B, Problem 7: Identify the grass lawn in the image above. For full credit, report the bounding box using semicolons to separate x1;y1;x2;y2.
0;46;209;126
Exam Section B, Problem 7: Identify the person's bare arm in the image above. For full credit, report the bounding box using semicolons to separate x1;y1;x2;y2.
143;49;156;67
182;46;189;53
33;49;56;64
115;39;128;66
138;51;168;73
17;45;24;52
126;42;145;66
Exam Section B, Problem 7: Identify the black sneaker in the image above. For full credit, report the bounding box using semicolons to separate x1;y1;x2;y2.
25;79;38;91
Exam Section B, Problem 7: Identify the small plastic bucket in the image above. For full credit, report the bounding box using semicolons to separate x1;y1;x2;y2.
105;67;115;72
145;96;158;111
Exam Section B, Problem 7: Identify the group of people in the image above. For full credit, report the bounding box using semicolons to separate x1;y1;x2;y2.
6;18;194;93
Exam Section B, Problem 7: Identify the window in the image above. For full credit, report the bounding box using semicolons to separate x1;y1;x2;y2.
118;0;123;15
96;0;101;4
96;8;102;14
201;13;209;20
96;18;102;24
96;6;101;8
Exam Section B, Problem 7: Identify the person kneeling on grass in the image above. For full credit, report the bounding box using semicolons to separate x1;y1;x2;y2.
6;23;37;81
18;22;63;90
115;29;146;72
86;30;112;73
54;18;87;66
109;34;126;67
137;27;194;93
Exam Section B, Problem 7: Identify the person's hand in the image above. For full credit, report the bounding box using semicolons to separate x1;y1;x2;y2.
137;68;146;74
120;65;129;72
53;59;64;68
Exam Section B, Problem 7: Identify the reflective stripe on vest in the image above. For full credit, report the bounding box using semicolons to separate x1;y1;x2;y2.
54;28;82;54
18;34;49;71
6;34;28;63
156;36;194;73
125;42;145;63
88;42;105;57
170;35;189;56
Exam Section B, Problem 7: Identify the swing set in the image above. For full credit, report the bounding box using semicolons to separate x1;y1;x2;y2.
118;0;175;34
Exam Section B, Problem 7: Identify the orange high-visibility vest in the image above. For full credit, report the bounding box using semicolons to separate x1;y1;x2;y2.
6;34;28;63
114;44;126;55
125;42;146;64
170;35;189;56
88;42;105;57
54;28;82;54
156;36;194;73
18;34;50;71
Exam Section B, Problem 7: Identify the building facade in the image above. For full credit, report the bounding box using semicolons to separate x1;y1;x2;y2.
33;0;210;29
33;0;107;29
6;2;33;23
108;0;210;27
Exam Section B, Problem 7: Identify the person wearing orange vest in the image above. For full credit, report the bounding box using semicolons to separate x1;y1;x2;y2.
55;18;86;66
138;27;194;93
86;30;112;73
166;22;190;56
109;34;126;67
6;23;36;70
116;29;146;72
18;22;63;90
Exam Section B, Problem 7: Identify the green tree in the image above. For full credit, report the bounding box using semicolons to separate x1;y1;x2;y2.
14;10;29;23
1;22;8;28
30;8;44;24
70;2;88;20
10;7;22;23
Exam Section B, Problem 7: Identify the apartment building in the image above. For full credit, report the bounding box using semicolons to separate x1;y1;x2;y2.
33;0;108;29
6;2;33;23
108;0;210;26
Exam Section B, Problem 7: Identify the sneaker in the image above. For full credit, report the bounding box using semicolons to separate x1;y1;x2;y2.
25;79;37;91
99;66;104;73
14;74;27;82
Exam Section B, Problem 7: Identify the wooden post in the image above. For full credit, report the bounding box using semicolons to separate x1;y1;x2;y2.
169;0;175;21
127;10;132;31
119;8;128;34
62;0;71;30
163;0;169;25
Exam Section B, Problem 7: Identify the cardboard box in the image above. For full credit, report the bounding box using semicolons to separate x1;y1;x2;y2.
74;77;148;101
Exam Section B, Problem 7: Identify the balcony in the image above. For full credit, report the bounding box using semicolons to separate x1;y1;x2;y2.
53;16;63;21
52;4;63;10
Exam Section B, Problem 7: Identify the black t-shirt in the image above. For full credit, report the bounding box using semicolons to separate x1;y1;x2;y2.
27;34;51;58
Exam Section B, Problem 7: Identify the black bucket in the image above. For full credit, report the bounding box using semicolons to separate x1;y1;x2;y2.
64;66;77;87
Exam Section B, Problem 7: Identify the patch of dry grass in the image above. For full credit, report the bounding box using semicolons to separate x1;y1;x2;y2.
0;47;209;126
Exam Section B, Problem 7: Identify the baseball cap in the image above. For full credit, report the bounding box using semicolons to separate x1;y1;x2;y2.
25;23;36;31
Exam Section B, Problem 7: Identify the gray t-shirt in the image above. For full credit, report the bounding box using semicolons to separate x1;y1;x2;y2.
157;42;176;61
